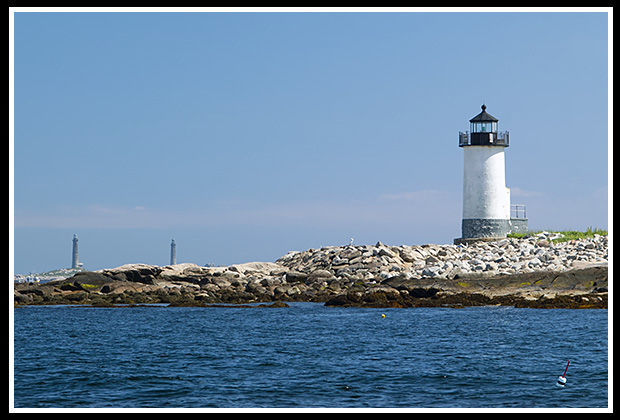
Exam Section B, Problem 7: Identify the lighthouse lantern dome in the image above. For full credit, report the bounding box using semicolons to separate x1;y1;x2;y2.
469;104;498;133
459;104;509;147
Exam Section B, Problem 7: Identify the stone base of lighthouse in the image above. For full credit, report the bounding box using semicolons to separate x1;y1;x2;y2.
462;218;512;239
454;217;529;245
455;219;511;245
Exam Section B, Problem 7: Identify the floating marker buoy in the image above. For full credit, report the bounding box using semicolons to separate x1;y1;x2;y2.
557;360;570;386
381;314;385;318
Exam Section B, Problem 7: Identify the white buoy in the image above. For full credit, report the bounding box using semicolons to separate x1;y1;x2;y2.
557;360;570;387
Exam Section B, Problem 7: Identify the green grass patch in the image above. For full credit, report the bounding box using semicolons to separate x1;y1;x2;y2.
507;227;607;243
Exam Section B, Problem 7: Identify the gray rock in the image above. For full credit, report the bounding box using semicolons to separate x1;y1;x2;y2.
484;262;498;272
528;258;542;267
332;256;349;266
425;255;440;264
399;248;421;263
378;248;395;258
285;270;307;283
308;269;334;283
422;266;441;277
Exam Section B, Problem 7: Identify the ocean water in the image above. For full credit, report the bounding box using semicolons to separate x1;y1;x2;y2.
12;303;608;409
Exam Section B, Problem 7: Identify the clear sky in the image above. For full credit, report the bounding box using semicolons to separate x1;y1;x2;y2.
10;9;610;274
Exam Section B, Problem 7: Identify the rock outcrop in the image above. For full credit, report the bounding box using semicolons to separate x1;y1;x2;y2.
276;232;607;281
14;234;608;308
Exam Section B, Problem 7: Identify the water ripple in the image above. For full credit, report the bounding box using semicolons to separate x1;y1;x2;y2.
13;304;608;408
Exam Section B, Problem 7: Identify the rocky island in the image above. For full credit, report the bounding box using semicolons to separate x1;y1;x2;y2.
14;232;608;309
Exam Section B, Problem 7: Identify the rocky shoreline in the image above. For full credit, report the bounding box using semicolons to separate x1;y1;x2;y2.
14;233;608;309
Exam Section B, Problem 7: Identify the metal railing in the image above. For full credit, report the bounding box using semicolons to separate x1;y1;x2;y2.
511;204;526;219
458;131;509;146
459;131;470;146
497;131;509;146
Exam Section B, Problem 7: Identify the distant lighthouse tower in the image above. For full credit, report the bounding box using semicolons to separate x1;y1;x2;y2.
456;105;518;242
170;239;176;265
71;234;79;268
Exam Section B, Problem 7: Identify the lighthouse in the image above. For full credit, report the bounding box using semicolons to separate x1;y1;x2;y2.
71;234;79;269
456;105;524;243
170;239;177;265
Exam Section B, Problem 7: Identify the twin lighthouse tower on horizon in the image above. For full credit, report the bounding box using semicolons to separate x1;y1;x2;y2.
457;104;527;243
69;105;527;267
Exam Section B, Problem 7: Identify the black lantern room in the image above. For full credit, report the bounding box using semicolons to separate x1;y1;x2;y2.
459;104;509;147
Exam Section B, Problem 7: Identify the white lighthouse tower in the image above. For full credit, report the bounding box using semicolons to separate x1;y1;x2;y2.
457;105;514;242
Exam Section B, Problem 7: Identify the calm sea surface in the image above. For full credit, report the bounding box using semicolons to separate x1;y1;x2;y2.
12;303;608;409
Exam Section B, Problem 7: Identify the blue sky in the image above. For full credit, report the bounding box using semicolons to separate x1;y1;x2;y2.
11;9;610;274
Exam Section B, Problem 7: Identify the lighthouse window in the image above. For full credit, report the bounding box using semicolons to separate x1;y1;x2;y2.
471;122;497;133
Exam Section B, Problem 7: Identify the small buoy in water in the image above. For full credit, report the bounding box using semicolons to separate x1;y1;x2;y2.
557;360;570;387
381;314;385;318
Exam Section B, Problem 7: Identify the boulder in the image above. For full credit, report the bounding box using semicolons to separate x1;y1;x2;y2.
285;270;308;283
230;261;285;275
70;271;114;285
307;269;335;283
422;266;441;277
399;248;423;263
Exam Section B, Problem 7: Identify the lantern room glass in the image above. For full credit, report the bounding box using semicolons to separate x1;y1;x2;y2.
471;122;497;133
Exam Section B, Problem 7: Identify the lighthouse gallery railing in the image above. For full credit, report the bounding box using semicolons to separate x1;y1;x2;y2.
459;131;509;146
